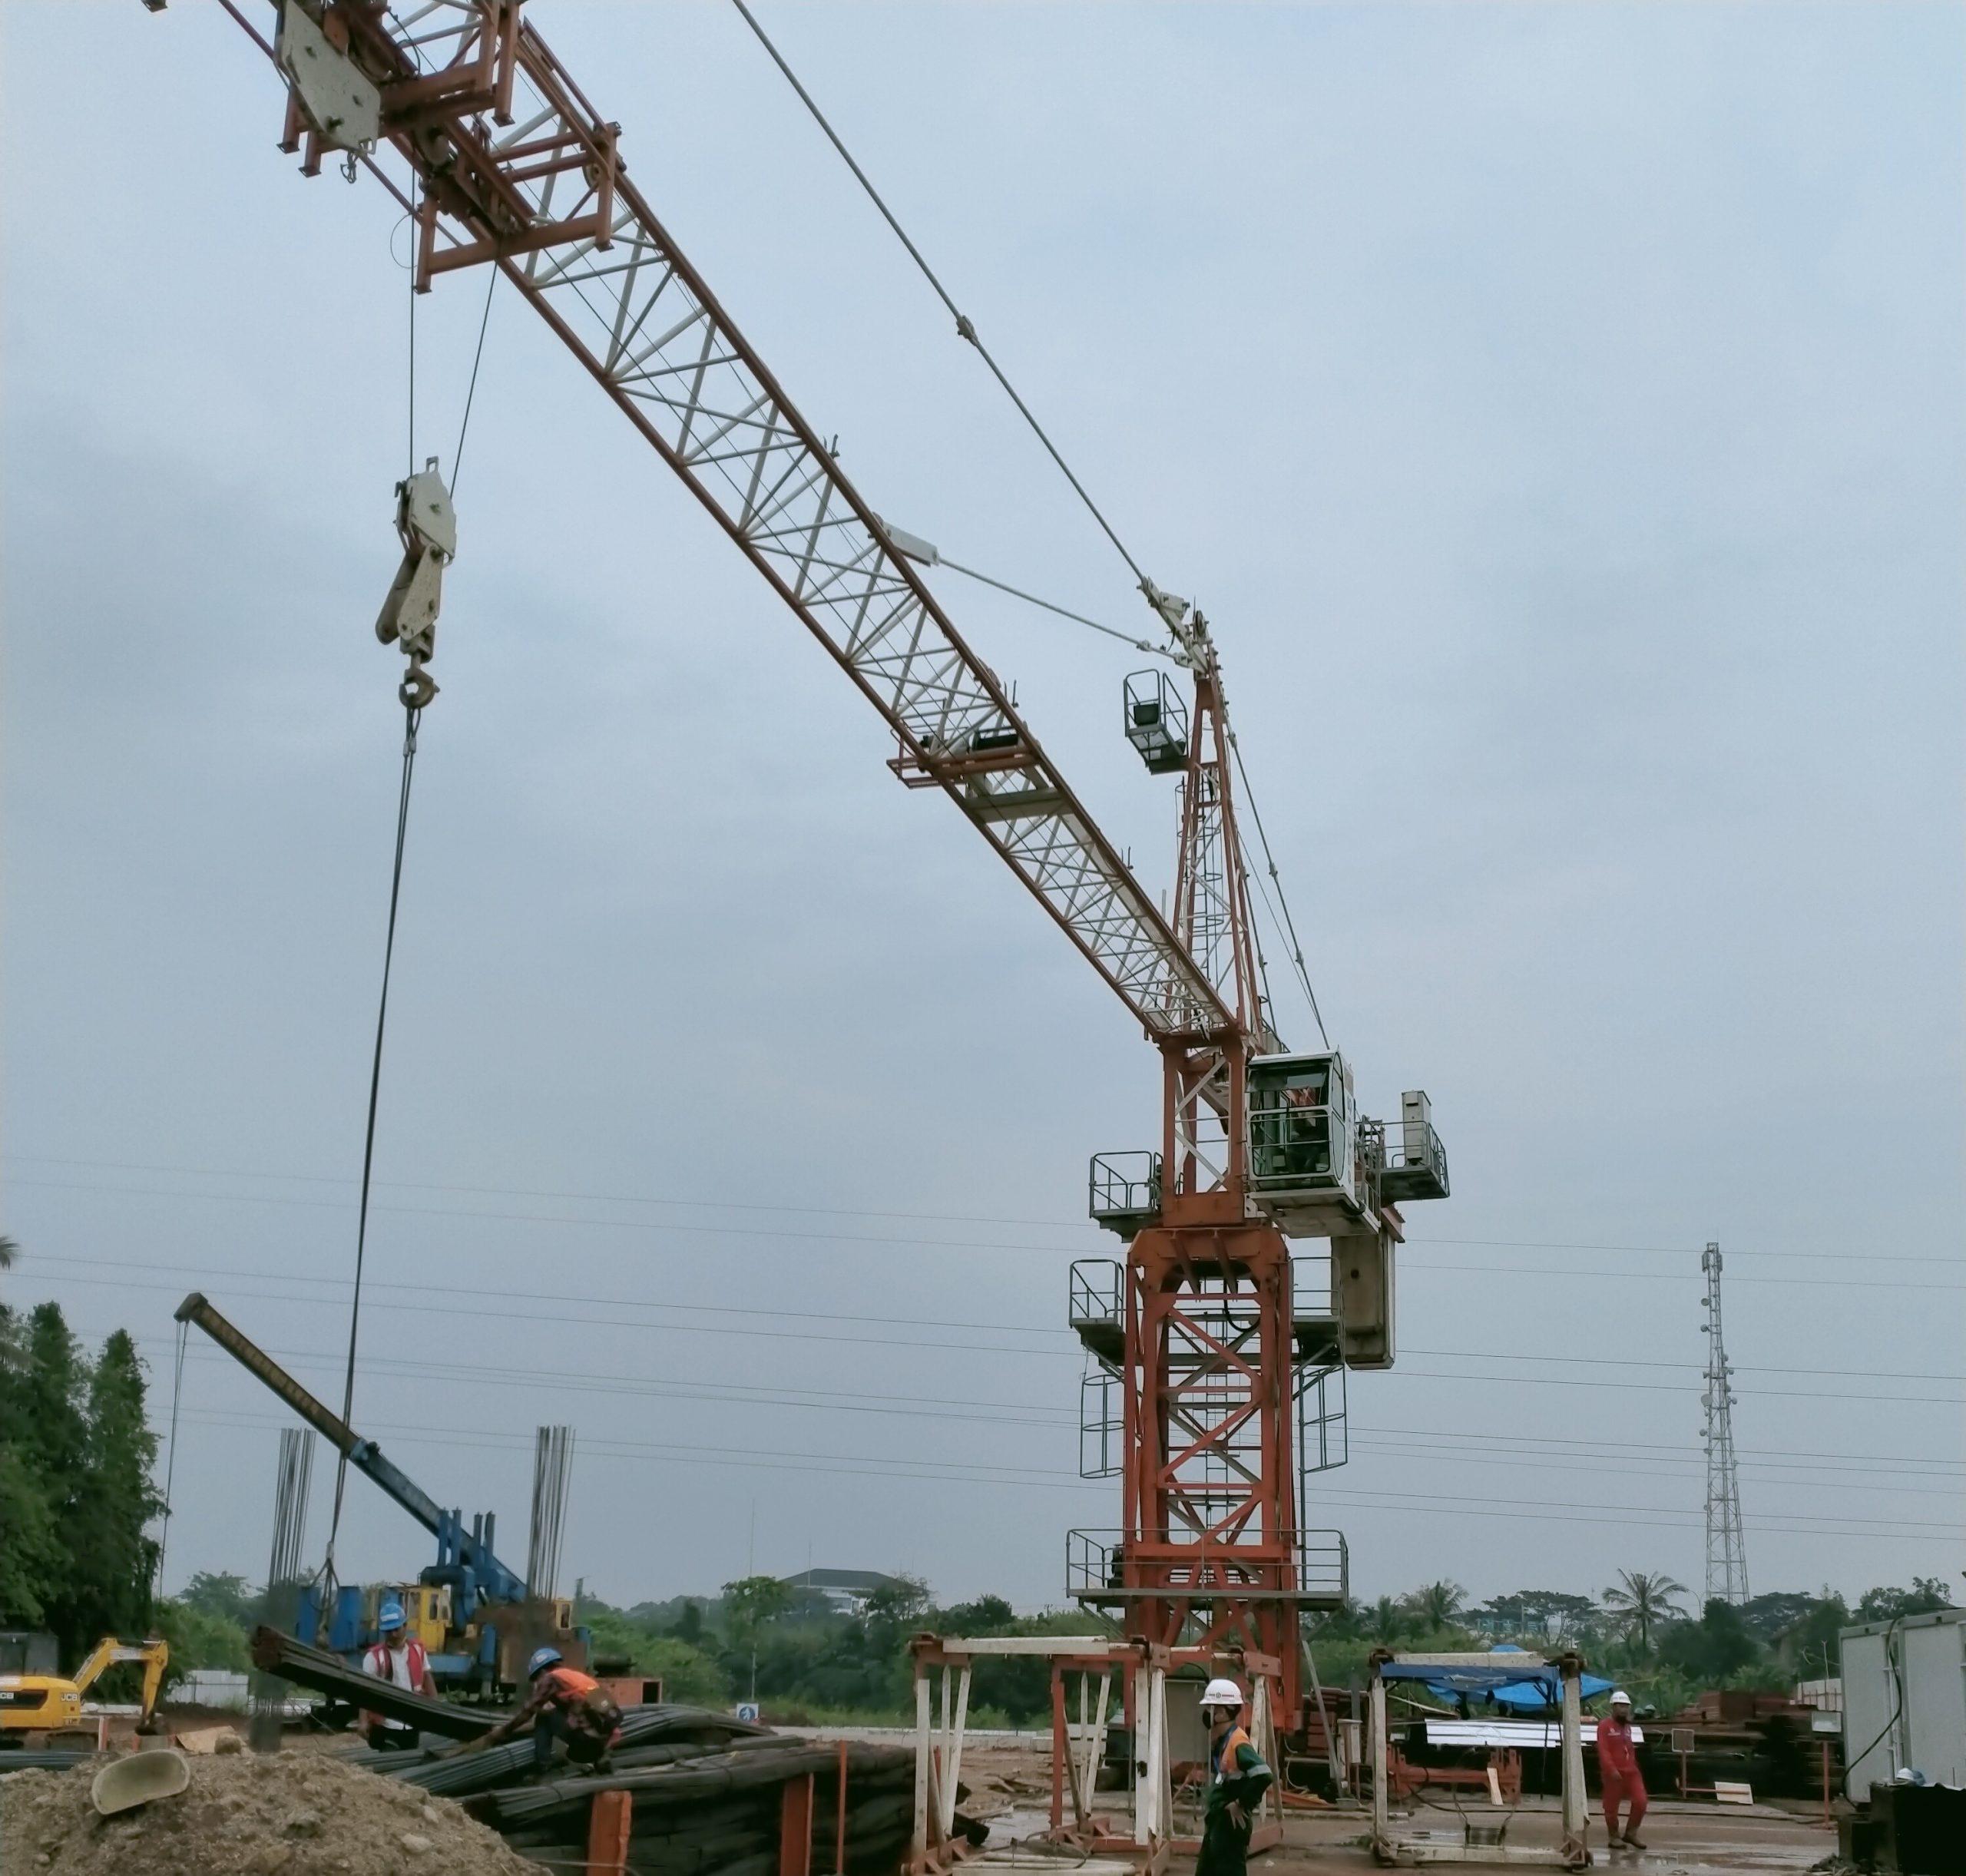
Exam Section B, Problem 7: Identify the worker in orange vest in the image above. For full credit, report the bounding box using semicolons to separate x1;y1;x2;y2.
360;1600;436;1750
462;1647;622;1771
1597;1690;1647;1849
1196;1677;1273;1876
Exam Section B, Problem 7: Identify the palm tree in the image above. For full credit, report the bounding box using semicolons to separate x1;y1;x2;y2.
0;1235;15;1271
1602;1570;1688;1654
1366;1596;1405;1644
1405;1580;1467;1634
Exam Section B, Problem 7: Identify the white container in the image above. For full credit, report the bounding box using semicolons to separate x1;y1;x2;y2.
1840;1610;1966;1799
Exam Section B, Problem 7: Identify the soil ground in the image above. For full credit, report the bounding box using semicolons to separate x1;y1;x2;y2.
0;1748;540;1875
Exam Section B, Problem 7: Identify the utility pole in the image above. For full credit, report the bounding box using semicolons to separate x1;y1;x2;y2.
1700;1242;1749;1606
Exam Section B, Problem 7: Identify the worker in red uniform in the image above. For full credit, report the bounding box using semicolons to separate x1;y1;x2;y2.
1597;1689;1647;1849
360;1600;436;1750
462;1646;622;1771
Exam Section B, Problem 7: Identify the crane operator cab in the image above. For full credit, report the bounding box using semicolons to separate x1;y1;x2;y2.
1246;1051;1365;1229
1247;1053;1450;1373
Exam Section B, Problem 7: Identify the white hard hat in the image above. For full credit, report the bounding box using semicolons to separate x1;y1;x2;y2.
1608;1690;1632;1707
1201;1678;1244;1709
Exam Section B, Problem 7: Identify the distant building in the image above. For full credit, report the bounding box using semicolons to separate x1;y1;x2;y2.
779;1568;915;1616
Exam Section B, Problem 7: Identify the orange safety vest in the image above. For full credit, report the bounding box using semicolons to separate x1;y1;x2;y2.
541;1665;601;1705
1213;1725;1252;1782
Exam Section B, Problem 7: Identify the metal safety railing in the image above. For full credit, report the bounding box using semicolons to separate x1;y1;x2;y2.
1066;1529;1349;1606
1088;1150;1161;1231
1377;1117;1449;1203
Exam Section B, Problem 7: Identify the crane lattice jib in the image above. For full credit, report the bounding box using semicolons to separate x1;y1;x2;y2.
224;0;1235;1044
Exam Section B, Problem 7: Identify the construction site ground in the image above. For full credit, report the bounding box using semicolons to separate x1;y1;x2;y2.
935;1739;1832;1875
3;1720;1834;1874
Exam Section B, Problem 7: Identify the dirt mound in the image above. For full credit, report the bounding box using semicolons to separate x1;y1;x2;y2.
0;1748;542;1874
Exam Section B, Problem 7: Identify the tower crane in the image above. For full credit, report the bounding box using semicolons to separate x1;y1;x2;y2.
166;0;1450;1726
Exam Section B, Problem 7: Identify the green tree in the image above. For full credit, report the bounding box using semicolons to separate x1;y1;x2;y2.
0;1236;17;1272
61;1330;161;1648
1659;1599;1761;1683
17;1304;90;1656
1786;1591;1850;1682
0;1305;61;1626
720;1575;795;1648
0;1443;61;1627
1738;1590;1818;1645
1402;1580;1467;1633
939;1593;1015;1634
1601;1571;1688;1654
1365;1596;1406;1644
153;1597;252;1679
180;1570;260;1629
1856;1579;1954;1623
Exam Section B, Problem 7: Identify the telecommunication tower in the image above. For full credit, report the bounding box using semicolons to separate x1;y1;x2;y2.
1700;1242;1749;1606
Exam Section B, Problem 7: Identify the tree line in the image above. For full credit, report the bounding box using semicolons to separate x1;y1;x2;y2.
0;1295;161;1669
1303;1571;1958;1715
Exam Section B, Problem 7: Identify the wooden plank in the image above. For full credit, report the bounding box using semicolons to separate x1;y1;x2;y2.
779;1772;814;1876
586;1788;633;1875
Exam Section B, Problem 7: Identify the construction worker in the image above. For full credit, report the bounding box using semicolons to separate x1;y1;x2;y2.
1196;1677;1273;1876
360;1600;435;1750
461;1647;621;1772
1597;1689;1647;1849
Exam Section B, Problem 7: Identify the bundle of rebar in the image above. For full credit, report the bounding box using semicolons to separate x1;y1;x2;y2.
527;1424;574;1600
0;1752;92;1777
252;1429;316;1751
475;1740;918;1876
357;1704;774;1796
250;1626;497;1740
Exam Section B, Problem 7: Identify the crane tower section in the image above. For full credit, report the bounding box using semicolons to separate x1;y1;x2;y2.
1073;640;1448;1709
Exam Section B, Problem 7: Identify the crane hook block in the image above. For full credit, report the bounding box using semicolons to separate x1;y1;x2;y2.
376;459;455;704
274;2;382;156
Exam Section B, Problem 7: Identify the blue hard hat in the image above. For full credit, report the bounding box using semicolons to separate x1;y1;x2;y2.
527;1646;563;1679
378;1600;407;1632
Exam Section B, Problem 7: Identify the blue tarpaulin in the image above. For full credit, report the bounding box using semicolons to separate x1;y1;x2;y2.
1379;1648;1615;1713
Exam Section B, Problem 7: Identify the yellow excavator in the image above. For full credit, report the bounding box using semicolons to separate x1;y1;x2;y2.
0;1638;169;1742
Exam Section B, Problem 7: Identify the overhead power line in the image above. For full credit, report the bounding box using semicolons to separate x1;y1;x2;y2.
145;1339;1965;1507
16;1152;1960;1266
37;1250;1966;1385
164;1403;1965;1545
16;1173;1964;1288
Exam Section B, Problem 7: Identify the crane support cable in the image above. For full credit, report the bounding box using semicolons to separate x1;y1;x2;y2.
1226;726;1330;1047
322;702;424;1587
937;556;1176;660
726;0;1157;602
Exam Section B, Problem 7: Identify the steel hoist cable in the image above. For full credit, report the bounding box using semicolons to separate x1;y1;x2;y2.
154;1315;190;1594
321;702;423;1593
322;172;492;1580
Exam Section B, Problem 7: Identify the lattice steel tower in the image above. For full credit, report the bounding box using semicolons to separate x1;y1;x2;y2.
1700;1242;1749;1605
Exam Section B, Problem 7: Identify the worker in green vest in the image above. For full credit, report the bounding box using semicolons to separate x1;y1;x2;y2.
1197;1677;1273;1876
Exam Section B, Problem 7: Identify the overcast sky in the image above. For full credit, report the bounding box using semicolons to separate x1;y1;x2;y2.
5;1;1961;1623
